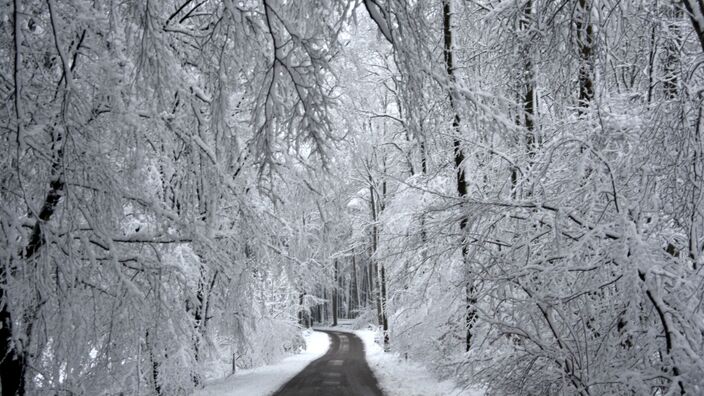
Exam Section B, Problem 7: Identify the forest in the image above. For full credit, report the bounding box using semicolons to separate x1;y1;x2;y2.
1;0;704;395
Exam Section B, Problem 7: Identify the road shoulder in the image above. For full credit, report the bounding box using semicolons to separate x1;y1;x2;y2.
193;330;330;396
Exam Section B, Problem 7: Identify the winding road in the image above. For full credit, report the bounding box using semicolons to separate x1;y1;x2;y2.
273;330;384;396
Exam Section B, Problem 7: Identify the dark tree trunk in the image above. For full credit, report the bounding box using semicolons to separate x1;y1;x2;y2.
0;292;25;396
190;264;206;385
420;140;428;174
332;260;338;327
351;254;359;316
146;330;162;396
512;0;536;196
363;255;372;308
316;299;322;324
576;0;594;111
663;2;683;99
369;177;383;326
522;1;535;157
380;262;389;350
202;270;219;332
443;0;475;352
299;292;309;328
323;287;328;323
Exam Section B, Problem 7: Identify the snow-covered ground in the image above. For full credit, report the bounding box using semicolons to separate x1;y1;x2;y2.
193;330;330;396
353;327;484;396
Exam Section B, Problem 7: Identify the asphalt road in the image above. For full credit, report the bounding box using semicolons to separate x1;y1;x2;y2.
273;329;384;396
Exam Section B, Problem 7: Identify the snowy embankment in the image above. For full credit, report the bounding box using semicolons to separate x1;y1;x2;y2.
193;330;329;396
352;327;484;396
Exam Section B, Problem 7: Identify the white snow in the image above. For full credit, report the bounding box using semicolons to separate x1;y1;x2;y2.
354;327;485;396
193;330;330;396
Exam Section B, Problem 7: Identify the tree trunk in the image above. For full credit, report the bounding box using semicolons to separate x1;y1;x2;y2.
332;260;338;326
521;0;535;157
202;270;219;332
366;255;373;309
663;2;683;99
369;176;383;326
380;262;389;350
0;293;25;396
512;0;536;196
442;0;475;352
420;140;428;174
351;254;359;316
298;292;309;328
146;330;162;396
323;287;328;324
576;0;594;110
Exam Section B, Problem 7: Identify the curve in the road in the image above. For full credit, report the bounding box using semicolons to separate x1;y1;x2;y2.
273;329;384;396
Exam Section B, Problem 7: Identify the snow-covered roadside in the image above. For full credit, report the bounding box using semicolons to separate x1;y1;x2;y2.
354;328;485;396
193;330;329;396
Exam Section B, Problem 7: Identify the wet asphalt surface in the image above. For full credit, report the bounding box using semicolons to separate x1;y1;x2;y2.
273;329;384;396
